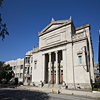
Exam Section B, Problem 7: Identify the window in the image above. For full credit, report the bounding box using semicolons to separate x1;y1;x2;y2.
31;57;33;63
24;77;26;82
25;57;30;63
24;67;27;74
14;66;16;70
31;67;32;73
20;73;23;78
27;67;29;74
20;65;23;69
16;73;17;77
28;57;30;63
79;56;82;64
34;61;37;69
25;57;27;63
18;73;19;77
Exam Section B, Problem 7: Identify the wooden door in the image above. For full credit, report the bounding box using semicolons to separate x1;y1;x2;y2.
61;74;63;84
55;74;56;83
51;75;52;83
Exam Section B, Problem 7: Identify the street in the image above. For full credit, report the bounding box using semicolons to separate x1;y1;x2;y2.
0;88;99;100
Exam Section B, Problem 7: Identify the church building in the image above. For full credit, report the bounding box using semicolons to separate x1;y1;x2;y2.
5;17;94;89
31;17;94;89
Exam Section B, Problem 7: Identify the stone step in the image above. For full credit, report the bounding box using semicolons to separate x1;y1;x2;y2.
43;84;62;88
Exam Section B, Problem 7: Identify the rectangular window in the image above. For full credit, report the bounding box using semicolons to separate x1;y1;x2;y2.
25;57;27;63
28;57;30;63
79;56;82;64
31;57;33;63
20;65;23;69
24;67;27;74
20;73;23;78
18;73;19;77
24;77;26;82
25;57;30;63
27;67;29;74
16;73;17;77
31;67;32;73
34;61;37;69
14;66;16;70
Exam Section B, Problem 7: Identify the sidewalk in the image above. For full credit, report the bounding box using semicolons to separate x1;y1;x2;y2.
16;86;100;99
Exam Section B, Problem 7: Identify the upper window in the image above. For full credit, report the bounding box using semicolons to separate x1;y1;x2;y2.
14;66;16;70
27;67;29;74
20;73;23;78
79;56;82;64
20;65;23;69
25;57;30;63
31;57;33;63
34;61;37;69
31;67;32;73
24;67;27;74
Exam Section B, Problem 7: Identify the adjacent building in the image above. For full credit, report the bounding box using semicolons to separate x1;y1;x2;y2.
5;58;24;83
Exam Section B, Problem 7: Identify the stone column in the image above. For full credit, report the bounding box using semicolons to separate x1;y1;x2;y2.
43;54;45;83
55;51;58;84
49;52;51;83
62;49;67;83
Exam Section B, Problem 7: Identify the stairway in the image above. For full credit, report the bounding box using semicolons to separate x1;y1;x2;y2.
43;84;62;88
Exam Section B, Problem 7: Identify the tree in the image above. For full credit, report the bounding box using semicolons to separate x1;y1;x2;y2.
0;61;14;83
0;0;9;41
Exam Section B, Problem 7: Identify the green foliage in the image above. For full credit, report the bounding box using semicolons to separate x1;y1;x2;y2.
93;83;100;89
0;0;3;7
0;61;14;83
0;0;9;41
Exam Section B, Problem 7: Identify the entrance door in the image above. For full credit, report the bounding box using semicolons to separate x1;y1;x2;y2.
55;74;56;83
51;75;52;83
61;74;63;84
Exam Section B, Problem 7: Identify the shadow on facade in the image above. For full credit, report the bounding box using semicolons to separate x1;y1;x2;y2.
0;89;50;100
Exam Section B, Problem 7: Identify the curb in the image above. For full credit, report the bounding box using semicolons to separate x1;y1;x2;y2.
16;86;100;99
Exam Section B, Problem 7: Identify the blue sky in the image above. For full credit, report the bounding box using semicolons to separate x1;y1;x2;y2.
0;0;100;63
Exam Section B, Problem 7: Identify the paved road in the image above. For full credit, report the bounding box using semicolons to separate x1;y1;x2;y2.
0;88;99;100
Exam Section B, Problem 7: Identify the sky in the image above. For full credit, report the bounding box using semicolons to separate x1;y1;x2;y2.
0;0;100;63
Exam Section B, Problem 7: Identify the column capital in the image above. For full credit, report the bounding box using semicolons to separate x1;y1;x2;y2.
62;49;66;51
55;51;58;54
42;53;45;56
48;52;51;55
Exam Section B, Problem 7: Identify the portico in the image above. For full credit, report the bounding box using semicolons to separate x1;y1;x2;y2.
43;49;66;84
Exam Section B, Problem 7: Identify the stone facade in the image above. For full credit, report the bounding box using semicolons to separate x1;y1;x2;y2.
5;17;95;89
32;17;94;89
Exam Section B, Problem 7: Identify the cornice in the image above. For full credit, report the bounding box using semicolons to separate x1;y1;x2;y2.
76;23;90;31
32;37;87;54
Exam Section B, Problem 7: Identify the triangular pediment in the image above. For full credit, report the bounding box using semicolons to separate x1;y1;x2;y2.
43;23;64;32
38;18;72;36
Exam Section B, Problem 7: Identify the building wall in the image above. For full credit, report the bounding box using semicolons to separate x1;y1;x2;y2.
32;51;43;83
5;58;24;83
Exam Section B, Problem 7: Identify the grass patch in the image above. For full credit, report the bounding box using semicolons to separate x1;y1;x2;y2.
93;88;100;92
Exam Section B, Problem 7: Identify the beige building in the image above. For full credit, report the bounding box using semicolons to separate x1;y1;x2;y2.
31;17;94;89
5;58;24;83
24;50;33;85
